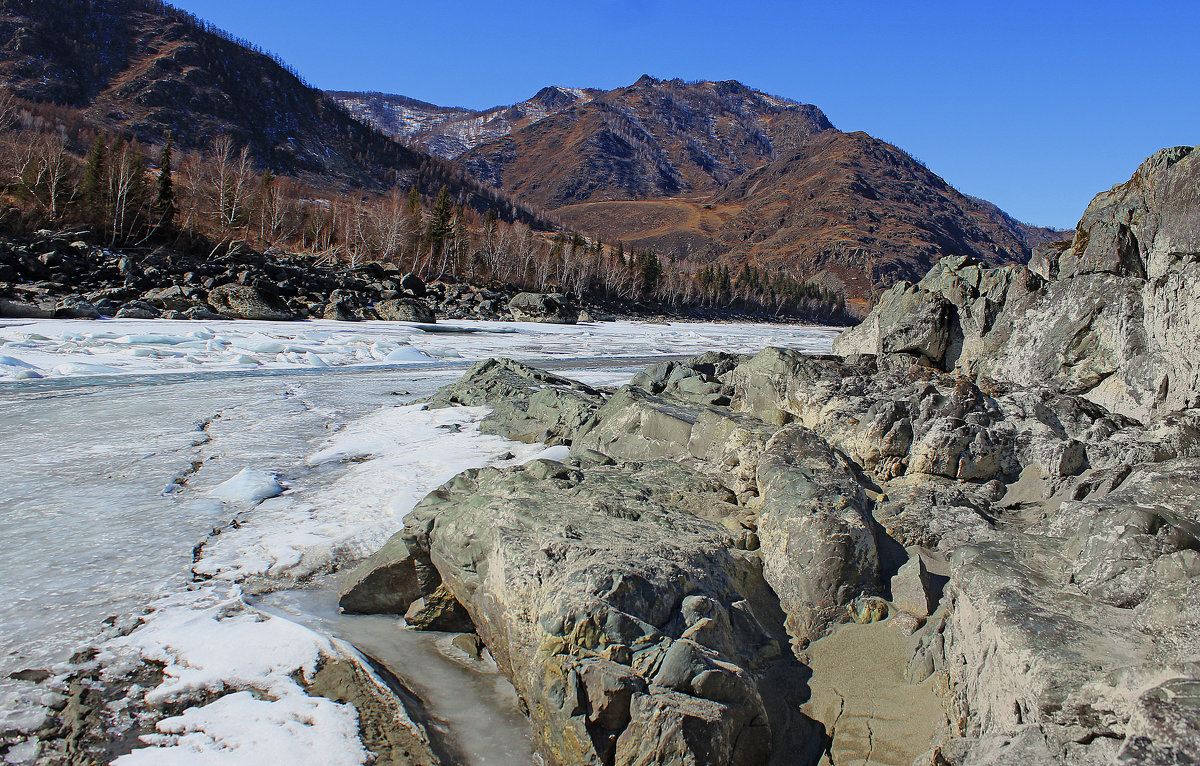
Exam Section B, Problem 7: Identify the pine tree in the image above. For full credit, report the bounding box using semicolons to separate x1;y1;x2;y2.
152;134;175;232
408;184;421;217
78;135;107;222
425;185;453;247
639;251;662;294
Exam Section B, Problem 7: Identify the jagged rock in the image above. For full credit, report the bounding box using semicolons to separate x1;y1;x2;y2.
508;292;579;324
206;283;294;321
403;583;475;632
429;358;603;445
374;297;435;323
836;146;1200;422
891;548;936;616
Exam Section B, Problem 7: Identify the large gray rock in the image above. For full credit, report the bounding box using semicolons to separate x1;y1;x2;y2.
836;146;1200;422
206;283;294;321
508;292;579;324
754;426;880;649
385;458;809;765
375;297;435;323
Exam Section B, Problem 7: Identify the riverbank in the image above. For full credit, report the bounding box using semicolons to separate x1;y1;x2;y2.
0;229;854;327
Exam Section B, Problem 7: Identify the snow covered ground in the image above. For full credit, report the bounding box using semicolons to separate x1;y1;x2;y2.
0;317;841;381
0;318;839;763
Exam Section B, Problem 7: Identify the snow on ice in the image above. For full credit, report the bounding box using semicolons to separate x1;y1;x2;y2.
0;316;842;381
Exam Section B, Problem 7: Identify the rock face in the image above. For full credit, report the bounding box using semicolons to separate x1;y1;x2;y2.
400;459;783;765
342;146;1200;766
835;146;1200;423
507;292;579;324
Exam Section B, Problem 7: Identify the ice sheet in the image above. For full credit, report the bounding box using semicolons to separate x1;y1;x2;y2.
0;317;842;381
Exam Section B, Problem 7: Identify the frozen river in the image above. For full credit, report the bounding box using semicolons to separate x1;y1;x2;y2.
0;317;839;763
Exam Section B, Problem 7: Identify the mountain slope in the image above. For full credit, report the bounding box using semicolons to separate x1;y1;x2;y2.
0;0;552;228
430;76;1063;298
0;0;429;187
455;76;835;208
695;131;1061;296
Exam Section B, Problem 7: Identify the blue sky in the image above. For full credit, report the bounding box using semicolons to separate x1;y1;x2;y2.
167;0;1198;229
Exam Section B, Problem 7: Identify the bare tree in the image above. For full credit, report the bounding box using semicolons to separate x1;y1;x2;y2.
13;132;75;221
208;136;254;246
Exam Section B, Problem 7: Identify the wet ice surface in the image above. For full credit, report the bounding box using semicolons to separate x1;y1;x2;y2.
0;318;839;761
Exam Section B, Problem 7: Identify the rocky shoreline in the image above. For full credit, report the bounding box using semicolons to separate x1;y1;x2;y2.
327;147;1200;765
0;233;831;327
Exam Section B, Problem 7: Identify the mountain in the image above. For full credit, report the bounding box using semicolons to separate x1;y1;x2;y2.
329;85;602;161
0;0;548;226
340;76;1064;300
693;130;1064;296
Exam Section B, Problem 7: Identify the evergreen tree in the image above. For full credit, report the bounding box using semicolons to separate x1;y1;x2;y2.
78;135;107;221
425;185;453;247
408;184;421;217
639;251;662;294
152;134;175;232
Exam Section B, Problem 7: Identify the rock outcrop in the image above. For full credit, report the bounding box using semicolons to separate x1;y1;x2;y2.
835;146;1200;423
344;148;1200;765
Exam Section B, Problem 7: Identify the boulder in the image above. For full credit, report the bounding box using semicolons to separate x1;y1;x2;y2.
53;295;100;319
206;283;293;321
0;298;52;318
393;458;797;765
508;292;579;324
754;426;880;648
338;536;439;615
323;299;355;322
374;298;435;323
429;358;603;445
114;301;160;319
400;272;426;297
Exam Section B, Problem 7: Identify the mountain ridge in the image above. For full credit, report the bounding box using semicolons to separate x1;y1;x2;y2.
354;75;1063;298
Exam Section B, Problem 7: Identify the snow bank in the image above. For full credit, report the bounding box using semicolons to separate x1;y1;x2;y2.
196;404;549;582
104;586;367;766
